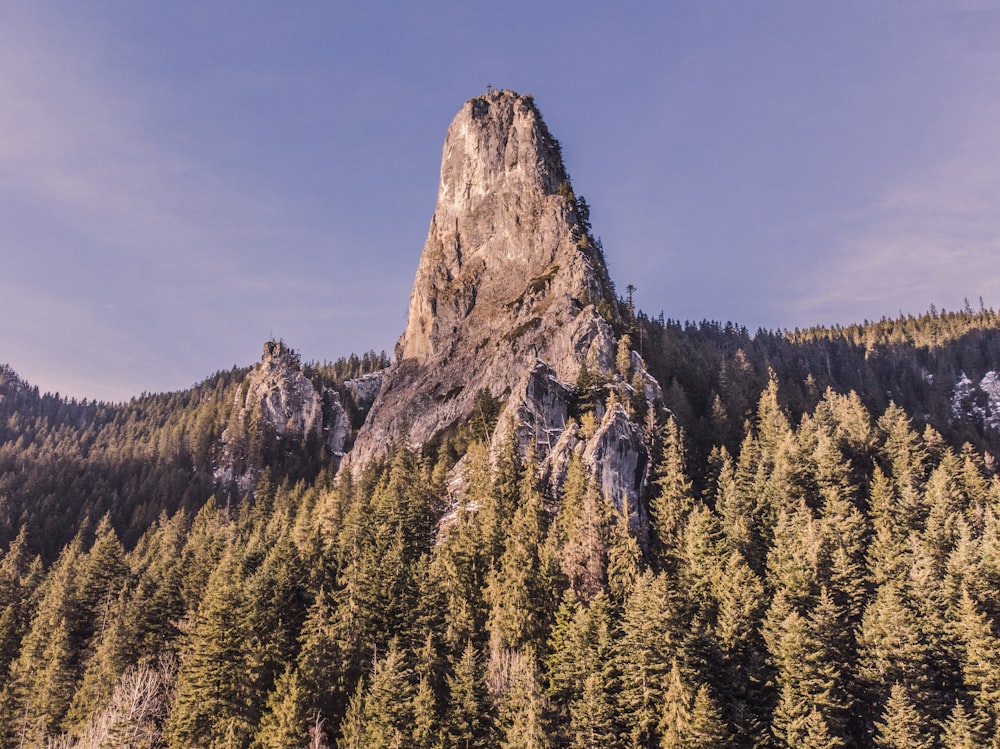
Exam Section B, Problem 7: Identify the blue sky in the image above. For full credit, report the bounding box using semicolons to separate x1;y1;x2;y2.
3;2;1000;401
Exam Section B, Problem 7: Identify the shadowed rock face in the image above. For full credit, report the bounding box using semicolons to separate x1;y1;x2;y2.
349;89;620;469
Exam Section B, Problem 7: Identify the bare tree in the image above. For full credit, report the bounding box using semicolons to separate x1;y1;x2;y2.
45;655;175;749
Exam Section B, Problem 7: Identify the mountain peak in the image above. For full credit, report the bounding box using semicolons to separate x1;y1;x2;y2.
433;90;567;219
398;90;615;364
350;91;626;470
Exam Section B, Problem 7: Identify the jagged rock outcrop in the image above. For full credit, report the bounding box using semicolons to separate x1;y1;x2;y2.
350;90;619;462
216;340;348;494
493;360;574;461
538;404;650;533
583;404;649;528
344;372;384;417
346;89;662;525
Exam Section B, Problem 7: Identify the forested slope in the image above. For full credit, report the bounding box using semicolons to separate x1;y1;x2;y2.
2;310;1000;747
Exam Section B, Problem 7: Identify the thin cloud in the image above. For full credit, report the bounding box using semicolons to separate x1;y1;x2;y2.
789;52;1000;326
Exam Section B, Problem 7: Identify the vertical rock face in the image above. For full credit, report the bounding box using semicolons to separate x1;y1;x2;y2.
346;90;662;529
350;90;620;467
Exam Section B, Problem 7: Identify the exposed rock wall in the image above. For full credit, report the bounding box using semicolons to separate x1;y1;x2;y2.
345;90;662;530
215;340;348;494
350;90;619;467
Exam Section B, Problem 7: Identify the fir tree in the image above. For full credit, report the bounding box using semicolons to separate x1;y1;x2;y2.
165;549;254;749
873;683;934;749
648;417;694;573
445;640;489;749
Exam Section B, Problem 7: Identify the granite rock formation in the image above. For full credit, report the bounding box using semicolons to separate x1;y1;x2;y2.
346;90;663;524
351;90;619;459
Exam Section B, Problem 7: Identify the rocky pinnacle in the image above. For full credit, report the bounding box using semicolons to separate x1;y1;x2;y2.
348;90;633;481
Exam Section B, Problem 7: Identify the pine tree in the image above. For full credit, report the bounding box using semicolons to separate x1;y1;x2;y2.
63;590;132;732
445;640;489;749
867;468;912;586
559;479;609;604
648;417;694;573
658;660;731;749
799;707;845;749
486;448;553;659
496;649;551;749
618;571;683;748
243;529;308;719
658;659;692;749
412;633;444;749
359;639;417;749
940;699;987;749
877;404;929;527
253;666;311;749
165;549;253;748
857;583;934;724
952;589;1000;731
606;501;642;606
873;683;934;749
429;492;488;651
569;672;617;749
296;587;349;736
0;534;86;744
0;529;42;683
545;591;618;746
686;685;731;749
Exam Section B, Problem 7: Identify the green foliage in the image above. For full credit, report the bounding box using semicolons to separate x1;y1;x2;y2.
7;310;1000;746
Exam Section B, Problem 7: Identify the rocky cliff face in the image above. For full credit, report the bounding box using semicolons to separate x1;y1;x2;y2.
347;90;662;527
351;91;620;458
216;340;348;495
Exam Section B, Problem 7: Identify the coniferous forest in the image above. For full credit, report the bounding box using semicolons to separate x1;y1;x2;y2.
4;308;1000;747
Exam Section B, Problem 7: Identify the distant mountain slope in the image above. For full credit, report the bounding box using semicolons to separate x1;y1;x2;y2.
0;346;388;561
635;306;1000;467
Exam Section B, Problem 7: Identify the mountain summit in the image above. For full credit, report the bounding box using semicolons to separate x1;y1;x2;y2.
350;90;629;471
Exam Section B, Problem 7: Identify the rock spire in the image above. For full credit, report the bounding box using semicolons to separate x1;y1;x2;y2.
350;89;622;468
345;90;662;529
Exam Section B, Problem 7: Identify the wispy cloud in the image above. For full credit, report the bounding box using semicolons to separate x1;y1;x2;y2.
789;43;1000;325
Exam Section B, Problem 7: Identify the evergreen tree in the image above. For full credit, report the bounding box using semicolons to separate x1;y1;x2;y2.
351;639;417;749
545;592;618;746
445;640;489;749
873;683;934;749
940;699;987;749
0;529;42;700
857;582;935;723
486;448;554;662
496;649;551;749
552;451;609;604
658;660;731;749
952;588;1000;731
618;571;683;748
569;671;618;749
0;534;86;744
254;666;311;749
658;659;692;749
648;417;694;572
606;501;642;606
165;549;254;748
686;684;732;749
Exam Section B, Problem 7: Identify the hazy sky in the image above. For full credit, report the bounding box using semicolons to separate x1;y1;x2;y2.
3;2;1000;401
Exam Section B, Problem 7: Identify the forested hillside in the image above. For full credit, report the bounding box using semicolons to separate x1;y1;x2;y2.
0;348;389;563
638;305;1000;468
3;310;1000;747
